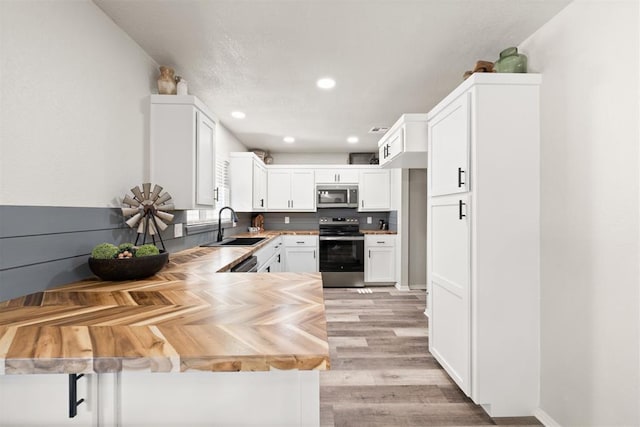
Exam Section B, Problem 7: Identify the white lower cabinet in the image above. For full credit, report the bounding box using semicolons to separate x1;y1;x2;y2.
283;235;318;272
364;235;396;283
255;237;282;273
0;373;94;425
428;195;471;395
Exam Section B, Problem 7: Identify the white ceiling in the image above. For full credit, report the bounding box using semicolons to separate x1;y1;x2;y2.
94;0;570;154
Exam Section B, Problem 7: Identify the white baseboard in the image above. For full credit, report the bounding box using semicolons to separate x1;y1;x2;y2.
534;408;562;427
394;282;409;291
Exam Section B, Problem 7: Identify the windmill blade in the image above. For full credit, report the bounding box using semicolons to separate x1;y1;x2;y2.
148;220;157;235
137;219;146;234
150;184;163;202
125;213;142;228
155;210;174;223
123;195;140;207
121;207;140;217
142;183;151;200
156;203;175;212
153;216;168;231
155;193;172;205
130;186;144;201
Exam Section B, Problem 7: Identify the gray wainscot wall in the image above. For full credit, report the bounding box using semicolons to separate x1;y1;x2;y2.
0;206;250;301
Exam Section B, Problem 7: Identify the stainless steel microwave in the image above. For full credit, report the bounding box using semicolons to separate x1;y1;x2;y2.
317;185;358;208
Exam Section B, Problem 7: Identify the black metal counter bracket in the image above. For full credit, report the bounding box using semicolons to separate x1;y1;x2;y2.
68;373;85;418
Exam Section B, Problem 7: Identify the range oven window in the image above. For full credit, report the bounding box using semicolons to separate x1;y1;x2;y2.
319;238;364;272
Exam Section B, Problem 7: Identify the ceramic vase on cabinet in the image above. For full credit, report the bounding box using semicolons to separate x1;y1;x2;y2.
176;76;188;95
494;47;528;73
157;66;177;95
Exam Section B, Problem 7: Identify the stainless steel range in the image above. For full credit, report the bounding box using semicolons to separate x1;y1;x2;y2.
319;217;365;288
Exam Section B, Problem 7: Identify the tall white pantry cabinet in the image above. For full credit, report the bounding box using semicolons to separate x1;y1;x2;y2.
426;73;541;417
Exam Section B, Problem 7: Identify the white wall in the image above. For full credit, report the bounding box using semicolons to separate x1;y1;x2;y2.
0;0;158;207
520;1;639;425
270;152;349;165
217;122;248;163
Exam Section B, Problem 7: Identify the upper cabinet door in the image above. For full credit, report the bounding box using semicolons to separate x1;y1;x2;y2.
267;170;291;210
290;170;315;210
252;161;267;210
359;170;390;211
429;93;470;197
196;111;216;206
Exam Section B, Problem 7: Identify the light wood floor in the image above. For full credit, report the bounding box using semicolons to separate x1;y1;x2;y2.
320;287;542;427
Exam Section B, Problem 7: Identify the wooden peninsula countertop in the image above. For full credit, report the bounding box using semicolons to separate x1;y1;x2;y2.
0;236;330;375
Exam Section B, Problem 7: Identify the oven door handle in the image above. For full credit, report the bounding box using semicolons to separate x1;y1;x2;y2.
319;236;365;241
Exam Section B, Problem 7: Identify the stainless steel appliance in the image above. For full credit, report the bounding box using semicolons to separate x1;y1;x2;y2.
319;217;365;288
316;185;358;209
230;256;258;272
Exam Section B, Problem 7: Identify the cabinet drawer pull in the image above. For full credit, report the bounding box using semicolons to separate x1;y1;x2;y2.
377;241;385;244
458;200;466;220
296;241;304;244
458;167;465;188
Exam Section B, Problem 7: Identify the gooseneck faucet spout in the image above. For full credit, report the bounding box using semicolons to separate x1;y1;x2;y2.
217;206;239;242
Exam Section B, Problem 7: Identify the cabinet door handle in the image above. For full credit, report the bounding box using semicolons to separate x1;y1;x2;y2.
361;200;364;208
338;174;340;182
458;200;466;220
368;249;371;258
214;187;219;202
260;198;264;207
290;200;293;208
313;250;316;259
266;266;271;273
277;254;281;263
458;167;465;188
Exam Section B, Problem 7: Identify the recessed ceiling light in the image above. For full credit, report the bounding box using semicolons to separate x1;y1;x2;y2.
316;77;336;90
283;136;295;143
347;136;359;144
231;111;246;119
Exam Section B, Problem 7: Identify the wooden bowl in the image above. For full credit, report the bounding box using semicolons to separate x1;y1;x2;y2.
88;251;169;281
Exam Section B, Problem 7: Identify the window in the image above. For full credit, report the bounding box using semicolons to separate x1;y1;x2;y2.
186;155;232;224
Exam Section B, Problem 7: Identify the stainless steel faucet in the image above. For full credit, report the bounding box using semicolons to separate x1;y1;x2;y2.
217;206;239;242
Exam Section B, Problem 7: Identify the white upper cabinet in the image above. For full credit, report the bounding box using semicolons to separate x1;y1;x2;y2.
378;114;428;169
150;95;216;210
267;168;315;211
359;170;390;211
428;93;470;196
314;168;360;184
229;152;267;212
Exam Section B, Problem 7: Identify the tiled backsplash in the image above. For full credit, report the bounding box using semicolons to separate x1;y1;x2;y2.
261;209;394;231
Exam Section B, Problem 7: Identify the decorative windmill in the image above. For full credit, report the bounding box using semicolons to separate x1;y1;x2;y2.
121;183;174;251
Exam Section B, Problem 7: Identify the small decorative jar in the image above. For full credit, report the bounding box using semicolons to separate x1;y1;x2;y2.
494;47;528;73
157;66;177;94
176;76;188;95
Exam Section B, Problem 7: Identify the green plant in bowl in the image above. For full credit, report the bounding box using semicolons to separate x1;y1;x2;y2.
136;244;160;257
91;243;119;259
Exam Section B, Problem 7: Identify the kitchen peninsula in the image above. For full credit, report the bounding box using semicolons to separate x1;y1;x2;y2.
0;238;330;426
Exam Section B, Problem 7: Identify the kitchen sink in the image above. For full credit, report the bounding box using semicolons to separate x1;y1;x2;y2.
201;237;266;247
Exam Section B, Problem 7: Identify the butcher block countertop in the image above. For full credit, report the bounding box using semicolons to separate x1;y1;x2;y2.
0;238;330;375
